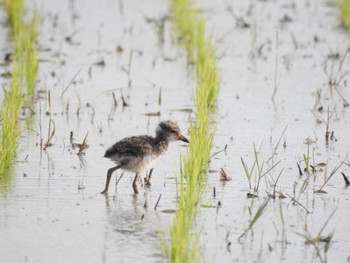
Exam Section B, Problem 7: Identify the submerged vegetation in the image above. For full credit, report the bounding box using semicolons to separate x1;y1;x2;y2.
166;0;219;262
338;0;350;30
0;0;39;174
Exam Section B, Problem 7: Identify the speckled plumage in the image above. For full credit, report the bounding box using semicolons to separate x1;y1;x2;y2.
101;120;189;194
104;135;168;173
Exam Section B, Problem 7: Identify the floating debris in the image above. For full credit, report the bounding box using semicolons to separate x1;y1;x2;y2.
116;45;124;53
341;172;350;187
143;111;161;117
169;108;193;113
247;193;258;199
4;52;11;63
315;189;328;194
0;71;12;78
279;14;293;24
93;59;105;67
235;17;250;28
304;233;333;245
77;133;89;155
330;131;337;141
201;204;218;208
161;209;177;214
278;192;286;199
71;132;89;155
220;168;231;181
121;95;129;107
266;191;275;199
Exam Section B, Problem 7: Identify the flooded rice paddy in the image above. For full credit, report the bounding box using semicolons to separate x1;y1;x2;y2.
1;0;350;262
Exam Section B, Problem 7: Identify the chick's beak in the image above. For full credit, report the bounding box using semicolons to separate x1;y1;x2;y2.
180;134;189;143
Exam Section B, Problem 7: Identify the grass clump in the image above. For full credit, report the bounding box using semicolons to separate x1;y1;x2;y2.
23;12;39;96
165;0;220;262
4;0;39;97
3;0;25;37
338;0;350;30
0;64;22;173
0;0;39;174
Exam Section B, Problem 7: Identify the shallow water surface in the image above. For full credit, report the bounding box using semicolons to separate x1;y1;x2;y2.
1;0;350;262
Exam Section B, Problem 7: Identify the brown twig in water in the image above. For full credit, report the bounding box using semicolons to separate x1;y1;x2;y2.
77;132;89;155
220;168;231;181
154;194;162;210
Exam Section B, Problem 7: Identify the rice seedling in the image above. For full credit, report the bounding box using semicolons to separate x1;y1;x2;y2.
266;168;284;199
240;143;280;194
0;0;39;173
145;15;168;44
0;64;22;174
295;209;336;263
323;48;350;107
271;31;279;101
23;12;39;97
338;0;350;30
286;193;311;214
238;198;270;241
60;68;82;98
165;0;220;262
43;91;55;150
303;142;311;176
279;201;288;250
267;125;287;164
4;0;39;97
315;161;344;194
3;0;25;37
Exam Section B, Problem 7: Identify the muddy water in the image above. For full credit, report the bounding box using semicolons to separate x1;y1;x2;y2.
0;0;350;262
